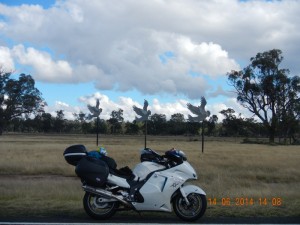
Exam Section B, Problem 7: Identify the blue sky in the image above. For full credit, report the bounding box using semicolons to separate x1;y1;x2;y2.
0;0;55;8
0;0;299;121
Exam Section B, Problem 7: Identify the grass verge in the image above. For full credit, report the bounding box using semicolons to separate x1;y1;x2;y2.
0;134;299;218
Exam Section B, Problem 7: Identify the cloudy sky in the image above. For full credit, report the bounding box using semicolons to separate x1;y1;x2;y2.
0;0;299;121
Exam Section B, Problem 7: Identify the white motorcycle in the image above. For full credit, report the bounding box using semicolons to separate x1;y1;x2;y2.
63;145;207;221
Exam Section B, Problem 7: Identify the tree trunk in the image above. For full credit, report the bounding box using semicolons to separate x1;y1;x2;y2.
0;120;3;135
269;126;276;144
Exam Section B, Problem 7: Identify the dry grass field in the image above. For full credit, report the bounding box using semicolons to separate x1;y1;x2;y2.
0;134;299;219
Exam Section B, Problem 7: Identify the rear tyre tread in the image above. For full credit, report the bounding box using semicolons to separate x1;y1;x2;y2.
83;192;118;220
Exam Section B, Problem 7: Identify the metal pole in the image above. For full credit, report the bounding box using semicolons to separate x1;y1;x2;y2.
145;120;147;149
96;116;99;146
202;121;204;153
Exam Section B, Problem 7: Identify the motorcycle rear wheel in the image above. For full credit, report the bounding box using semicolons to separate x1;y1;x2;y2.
173;193;206;221
83;192;118;220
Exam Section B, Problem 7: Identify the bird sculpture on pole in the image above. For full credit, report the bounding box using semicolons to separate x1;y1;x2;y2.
133;99;151;122
87;99;102;119
187;97;210;122
87;99;102;146
187;97;210;153
133;99;151;148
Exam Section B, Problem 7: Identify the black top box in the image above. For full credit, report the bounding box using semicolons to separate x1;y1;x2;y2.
64;145;87;166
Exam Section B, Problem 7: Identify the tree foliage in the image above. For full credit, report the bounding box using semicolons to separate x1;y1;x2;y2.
206;115;218;136
219;108;261;137
0;71;45;134
228;49;300;143
2;61;299;142
108;109;124;134
148;113;167;135
169;113;186;135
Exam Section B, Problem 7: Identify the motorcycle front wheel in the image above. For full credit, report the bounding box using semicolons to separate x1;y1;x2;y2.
173;193;207;221
83;192;119;220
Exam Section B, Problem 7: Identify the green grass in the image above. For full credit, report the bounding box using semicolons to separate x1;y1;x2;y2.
0;134;299;218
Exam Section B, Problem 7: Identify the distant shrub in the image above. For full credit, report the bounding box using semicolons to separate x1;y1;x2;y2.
242;138;270;145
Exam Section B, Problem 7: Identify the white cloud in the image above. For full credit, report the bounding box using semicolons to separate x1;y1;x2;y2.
55;101;70;108
175;37;239;77
208;86;235;98
0;0;267;99
45;101;78;120
96;30;239;98
152;98;190;120
1;0;299;118
76;92;191;121
42;91;260;123
78;92;142;121
0;46;14;71
11;45;73;82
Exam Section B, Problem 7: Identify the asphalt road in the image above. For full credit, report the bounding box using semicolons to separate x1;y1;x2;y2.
1;215;299;224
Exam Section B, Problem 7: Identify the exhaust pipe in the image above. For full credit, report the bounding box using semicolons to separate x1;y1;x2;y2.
82;185;132;208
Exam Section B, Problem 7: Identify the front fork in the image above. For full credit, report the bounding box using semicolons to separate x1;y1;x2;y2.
178;184;206;206
179;186;190;206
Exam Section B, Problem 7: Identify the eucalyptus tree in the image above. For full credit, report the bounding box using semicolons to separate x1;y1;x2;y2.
0;71;45;134
228;49;300;143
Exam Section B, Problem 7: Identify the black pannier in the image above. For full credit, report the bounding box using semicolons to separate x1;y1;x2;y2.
63;145;87;166
75;157;109;187
101;155;117;170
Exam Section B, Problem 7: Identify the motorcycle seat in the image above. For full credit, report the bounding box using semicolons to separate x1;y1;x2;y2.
109;166;136;181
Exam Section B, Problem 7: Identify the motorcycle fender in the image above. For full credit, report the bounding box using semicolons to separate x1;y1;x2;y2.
180;184;206;196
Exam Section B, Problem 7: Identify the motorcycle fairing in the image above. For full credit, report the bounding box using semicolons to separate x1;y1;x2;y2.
132;161;197;212
133;161;166;181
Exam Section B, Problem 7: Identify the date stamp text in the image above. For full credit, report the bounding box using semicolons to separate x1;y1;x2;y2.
208;197;282;206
